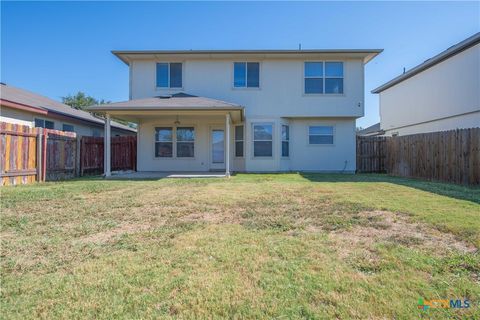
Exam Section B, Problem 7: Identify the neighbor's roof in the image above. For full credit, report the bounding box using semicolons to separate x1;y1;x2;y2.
112;49;383;65
372;32;480;94
356;123;383;136
89;93;243;111
0;83;136;132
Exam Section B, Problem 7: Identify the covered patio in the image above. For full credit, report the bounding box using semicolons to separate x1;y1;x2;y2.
89;93;244;177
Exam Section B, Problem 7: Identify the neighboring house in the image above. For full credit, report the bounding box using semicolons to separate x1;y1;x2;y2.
90;48;382;175
0;83;136;136
372;32;480;136
356;123;384;136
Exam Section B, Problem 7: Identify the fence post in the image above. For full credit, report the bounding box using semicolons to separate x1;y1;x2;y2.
42;130;47;182
76;136;81;177
36;131;43;182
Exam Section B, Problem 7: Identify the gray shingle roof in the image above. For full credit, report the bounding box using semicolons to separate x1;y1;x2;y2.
0;83;135;132
357;123;382;136
89;93;243;111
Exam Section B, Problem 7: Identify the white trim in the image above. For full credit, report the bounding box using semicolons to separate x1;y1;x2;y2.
104;115;111;177
225;114;231;177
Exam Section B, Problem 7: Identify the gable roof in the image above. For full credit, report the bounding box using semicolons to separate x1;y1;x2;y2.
0;83;136;132
89;93;242;111
356;123;383;136
112;49;383;65
372;32;480;94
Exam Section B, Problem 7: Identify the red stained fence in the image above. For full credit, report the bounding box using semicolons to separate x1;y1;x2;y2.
1;122;77;185
1;121;136;185
0;122;39;185
44;129;77;181
80;136;136;175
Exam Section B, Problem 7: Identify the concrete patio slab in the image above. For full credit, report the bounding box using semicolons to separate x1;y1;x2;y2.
108;171;226;179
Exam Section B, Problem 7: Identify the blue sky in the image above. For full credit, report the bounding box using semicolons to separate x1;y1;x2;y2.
1;1;479;128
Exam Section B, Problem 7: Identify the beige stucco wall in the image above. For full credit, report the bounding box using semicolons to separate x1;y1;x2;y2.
128;56;365;172
384;111;480;136
137;115;240;172
379;44;480;136
130;59;365;118
137;115;355;172
289;118;356;172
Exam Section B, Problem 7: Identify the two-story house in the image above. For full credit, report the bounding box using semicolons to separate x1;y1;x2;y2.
90;49;382;176
372;32;480;136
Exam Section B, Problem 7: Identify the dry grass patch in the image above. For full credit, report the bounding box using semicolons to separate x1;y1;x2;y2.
331;210;477;257
1;174;479;319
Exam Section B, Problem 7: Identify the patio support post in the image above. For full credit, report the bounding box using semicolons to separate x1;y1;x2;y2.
104;114;111;177
225;113;231;177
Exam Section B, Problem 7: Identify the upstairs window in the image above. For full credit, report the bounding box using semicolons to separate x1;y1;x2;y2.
304;62;343;94
156;62;182;88
234;62;260;88
304;62;323;94
309;126;334;145
34;118;54;129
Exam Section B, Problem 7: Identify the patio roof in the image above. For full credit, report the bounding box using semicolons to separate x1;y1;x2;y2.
89;93;244;122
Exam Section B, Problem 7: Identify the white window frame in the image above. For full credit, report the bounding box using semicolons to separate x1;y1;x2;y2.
304;61;344;95
308;125;335;146
154;126;196;159
234;125;244;158
155;62;183;89
281;125;289;158
233;62;261;89
252;122;274;158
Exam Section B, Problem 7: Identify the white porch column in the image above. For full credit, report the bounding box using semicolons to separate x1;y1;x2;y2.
225;113;231;177
104;114;111;177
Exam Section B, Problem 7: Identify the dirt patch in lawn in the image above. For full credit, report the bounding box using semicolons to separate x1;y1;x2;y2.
331;211;477;257
78;223;153;244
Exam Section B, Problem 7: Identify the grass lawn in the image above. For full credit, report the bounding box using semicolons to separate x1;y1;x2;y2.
1;173;479;319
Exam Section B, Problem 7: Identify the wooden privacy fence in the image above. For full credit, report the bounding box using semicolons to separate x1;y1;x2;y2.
1;121;137;185
0;123;77;185
356;136;387;173
357;128;480;185
0;122;39;185
80;136;136;175
44;129;77;181
386;128;480;185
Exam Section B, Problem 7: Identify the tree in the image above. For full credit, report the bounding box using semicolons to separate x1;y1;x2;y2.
61;92;109;111
62;92;132;126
